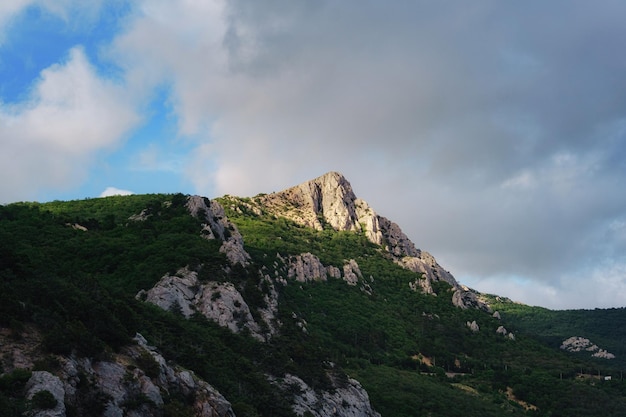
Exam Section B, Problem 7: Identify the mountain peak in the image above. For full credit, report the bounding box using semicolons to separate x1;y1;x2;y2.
258;172;461;292
260;171;360;232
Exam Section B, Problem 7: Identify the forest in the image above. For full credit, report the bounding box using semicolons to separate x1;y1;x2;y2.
1;193;626;416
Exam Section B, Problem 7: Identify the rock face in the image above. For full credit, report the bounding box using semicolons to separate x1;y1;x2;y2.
20;334;235;417
260;171;362;232
467;321;480;332
452;286;491;312
258;172;491;309
259;172;427;261
496;325;515;340
560;336;615;359
138;268;265;341
287;252;329;282
26;371;66;417
186;196;251;266
273;374;381;417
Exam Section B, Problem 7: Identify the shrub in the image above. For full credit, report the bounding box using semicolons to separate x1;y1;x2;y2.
30;390;57;410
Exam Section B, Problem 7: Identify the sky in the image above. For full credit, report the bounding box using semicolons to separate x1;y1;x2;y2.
1;1;626;310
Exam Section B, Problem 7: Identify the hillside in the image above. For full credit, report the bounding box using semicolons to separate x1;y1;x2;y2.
1;172;626;417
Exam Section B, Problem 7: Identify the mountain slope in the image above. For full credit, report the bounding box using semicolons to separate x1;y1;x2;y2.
1;174;625;416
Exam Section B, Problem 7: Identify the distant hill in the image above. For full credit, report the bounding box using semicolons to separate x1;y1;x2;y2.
1;172;625;417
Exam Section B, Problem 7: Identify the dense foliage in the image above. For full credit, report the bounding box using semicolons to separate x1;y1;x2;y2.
1;193;626;416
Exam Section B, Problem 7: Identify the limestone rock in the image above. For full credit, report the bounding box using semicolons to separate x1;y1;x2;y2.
452;286;491;312
287;253;328;282
137;268;200;317
138;268;264;341
260;171;361;232
26;371;66;417
258;172;465;299
496;326;508;336
56;334;235;417
195;281;262;338
273;374;381;417
343;259;363;286
132;335;235;417
467;321;479;332
186;196;251;265
560;336;615;359
493;311;501;320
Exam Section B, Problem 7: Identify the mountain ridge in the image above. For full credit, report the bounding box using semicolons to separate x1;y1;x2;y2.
2;174;626;416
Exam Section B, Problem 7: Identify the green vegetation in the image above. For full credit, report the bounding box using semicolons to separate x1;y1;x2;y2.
491;298;626;368
1;193;626;416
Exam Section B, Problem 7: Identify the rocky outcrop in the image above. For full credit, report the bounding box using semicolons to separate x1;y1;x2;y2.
287;253;329;282
343;259;363;286
280;253;364;287
467;321;480;332
138;268;265;341
258;172;468;299
17;334;235;417
273;374;381;417
186;196;251;265
560;336;615;359
259;172;424;260
496;325;515;340
452;286;491;312
260;171;361;232
57;334;235;417
26;371;66;417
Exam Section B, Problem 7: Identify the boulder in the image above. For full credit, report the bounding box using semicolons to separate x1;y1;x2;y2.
274;374;381;417
26;371;66;417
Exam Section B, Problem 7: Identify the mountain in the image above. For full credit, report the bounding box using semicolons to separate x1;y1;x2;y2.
1;172;626;417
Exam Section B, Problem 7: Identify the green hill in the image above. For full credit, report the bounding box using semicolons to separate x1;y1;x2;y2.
1;175;625;416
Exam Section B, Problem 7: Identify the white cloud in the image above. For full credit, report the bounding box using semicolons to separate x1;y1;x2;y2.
0;46;140;203
99;186;134;197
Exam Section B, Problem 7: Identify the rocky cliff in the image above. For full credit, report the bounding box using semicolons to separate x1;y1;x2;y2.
1;330;235;417
259;172;483;308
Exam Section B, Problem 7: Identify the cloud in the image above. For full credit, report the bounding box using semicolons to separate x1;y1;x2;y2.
0;46;140;203
99;186;134;197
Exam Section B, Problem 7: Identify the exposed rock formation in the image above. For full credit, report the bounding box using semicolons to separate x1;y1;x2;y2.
343;259;363;286
496;326;508;336
26;371;66;417
257;172;493;309
273;374;381;417
260;171;362;232
259;172;430;263
138;268;265;341
18;334;235;417
452;286;491;312
467;321;480;332
287;252;329;282
186;196;251;265
280;253;364;287
560;336;615;359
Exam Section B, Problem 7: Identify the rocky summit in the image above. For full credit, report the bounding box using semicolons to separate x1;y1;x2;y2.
2;172;626;417
258;172;486;310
